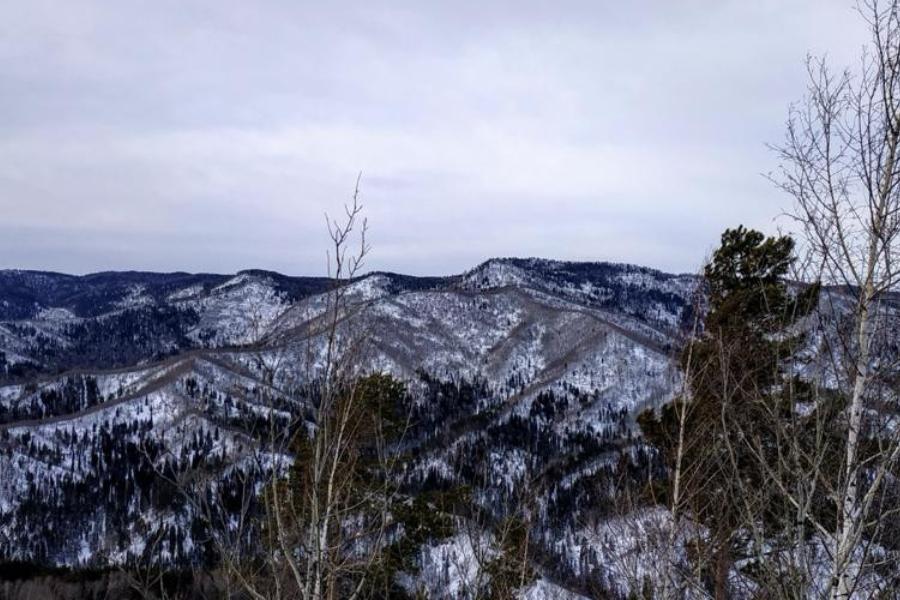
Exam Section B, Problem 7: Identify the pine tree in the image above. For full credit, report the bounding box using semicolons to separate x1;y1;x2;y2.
638;226;818;598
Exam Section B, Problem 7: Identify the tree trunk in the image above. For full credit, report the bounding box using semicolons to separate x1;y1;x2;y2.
830;254;877;600
714;541;730;600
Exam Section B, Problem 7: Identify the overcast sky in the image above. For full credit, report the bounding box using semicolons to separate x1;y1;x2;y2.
0;1;870;276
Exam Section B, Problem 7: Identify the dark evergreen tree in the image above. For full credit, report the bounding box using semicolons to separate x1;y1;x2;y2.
638;226;818;599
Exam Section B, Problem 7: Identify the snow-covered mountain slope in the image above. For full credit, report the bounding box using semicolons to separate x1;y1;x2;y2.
0;269;454;377
0;258;697;598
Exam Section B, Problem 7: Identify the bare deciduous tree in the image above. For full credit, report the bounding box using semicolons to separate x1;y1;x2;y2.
770;1;900;596
126;179;416;600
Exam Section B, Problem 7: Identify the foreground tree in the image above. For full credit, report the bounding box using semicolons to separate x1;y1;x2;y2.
773;1;900;596
222;183;414;600
640;3;900;597
128;181;420;600
260;373;409;600
639;226;815;599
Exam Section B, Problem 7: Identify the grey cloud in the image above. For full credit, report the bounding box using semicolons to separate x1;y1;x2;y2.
0;0;867;275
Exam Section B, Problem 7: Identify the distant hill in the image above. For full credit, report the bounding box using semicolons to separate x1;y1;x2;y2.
0;258;698;597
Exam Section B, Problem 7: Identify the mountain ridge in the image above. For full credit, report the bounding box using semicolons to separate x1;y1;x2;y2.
0;256;697;597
